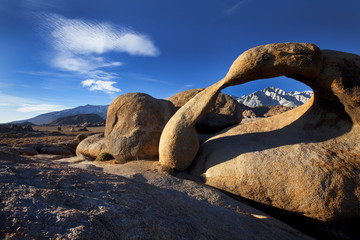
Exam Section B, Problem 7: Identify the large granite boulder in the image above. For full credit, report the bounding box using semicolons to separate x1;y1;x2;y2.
76;133;107;160
159;42;360;222
168;89;243;132
105;93;175;163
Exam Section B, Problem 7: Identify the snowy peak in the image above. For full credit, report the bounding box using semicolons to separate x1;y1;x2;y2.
235;87;313;108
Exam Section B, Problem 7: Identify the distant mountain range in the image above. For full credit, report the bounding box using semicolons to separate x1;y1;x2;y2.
12;87;313;125
49;113;105;126
13;104;109;125
233;86;313;108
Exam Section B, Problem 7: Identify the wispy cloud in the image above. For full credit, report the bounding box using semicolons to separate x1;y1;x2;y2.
126;73;173;85
17;103;66;113
218;0;249;16
19;70;75;78
43;13;159;57
39;13;160;94
87;70;118;81
0;93;67;113
0;93;36;106
52;53;122;72
81;79;121;94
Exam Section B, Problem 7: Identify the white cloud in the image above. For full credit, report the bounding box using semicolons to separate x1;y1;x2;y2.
0;93;69;123
0;93;36;106
52;52;122;72
86;70;118;81
81;79;121;94
0;93;67;113
128;73;172;85
39;13;160;94
17;103;67;113
43;13;159;57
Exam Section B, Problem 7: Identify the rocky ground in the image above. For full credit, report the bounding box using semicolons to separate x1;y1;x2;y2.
0;150;312;239
0;125;104;145
0;124;314;239
0;129;356;239
0;125;104;158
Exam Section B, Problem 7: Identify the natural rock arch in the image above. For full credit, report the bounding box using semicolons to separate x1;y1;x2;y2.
159;42;326;170
158;42;360;221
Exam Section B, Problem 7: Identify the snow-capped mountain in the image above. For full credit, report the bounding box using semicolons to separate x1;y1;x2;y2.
11;87;312;125
233;86;313;108
13;104;109;125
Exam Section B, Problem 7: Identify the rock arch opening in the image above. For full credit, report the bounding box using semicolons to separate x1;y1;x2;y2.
158;42;360;223
223;76;313;107
159;42;359;171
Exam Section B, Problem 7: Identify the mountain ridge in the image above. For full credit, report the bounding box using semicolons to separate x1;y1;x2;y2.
11;87;313;125
13;104;109;125
49;113;105;126
233;86;313;108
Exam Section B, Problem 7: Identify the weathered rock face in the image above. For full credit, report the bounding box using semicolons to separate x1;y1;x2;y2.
159;42;323;171
76;133;106;160
76;133;88;143
191;98;360;222
0;152;312;240
105;93;175;163
160;43;360;221
168;89;243;132
159;42;360;222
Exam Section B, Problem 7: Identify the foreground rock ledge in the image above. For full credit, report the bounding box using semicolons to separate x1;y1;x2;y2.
159;42;360;222
0;152;310;240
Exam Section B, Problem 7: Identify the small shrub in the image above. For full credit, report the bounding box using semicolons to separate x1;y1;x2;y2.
95;152;114;162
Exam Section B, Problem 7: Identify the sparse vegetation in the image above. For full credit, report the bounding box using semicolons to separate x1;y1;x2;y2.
95;152;114;161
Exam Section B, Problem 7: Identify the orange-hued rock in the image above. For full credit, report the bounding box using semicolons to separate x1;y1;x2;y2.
76;133;106;160
168;88;243;132
159;42;323;171
189;45;360;222
159;42;360;221
105;93;175;163
159;81;224;170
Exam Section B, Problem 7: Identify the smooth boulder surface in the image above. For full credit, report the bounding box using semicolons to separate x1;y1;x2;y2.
76;133;106;160
188;45;360;222
159;42;323;171
105;93;175;163
0;152;311;240
168;88;243;132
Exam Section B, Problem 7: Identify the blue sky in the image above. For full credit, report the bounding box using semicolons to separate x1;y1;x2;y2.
1;0;360;123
